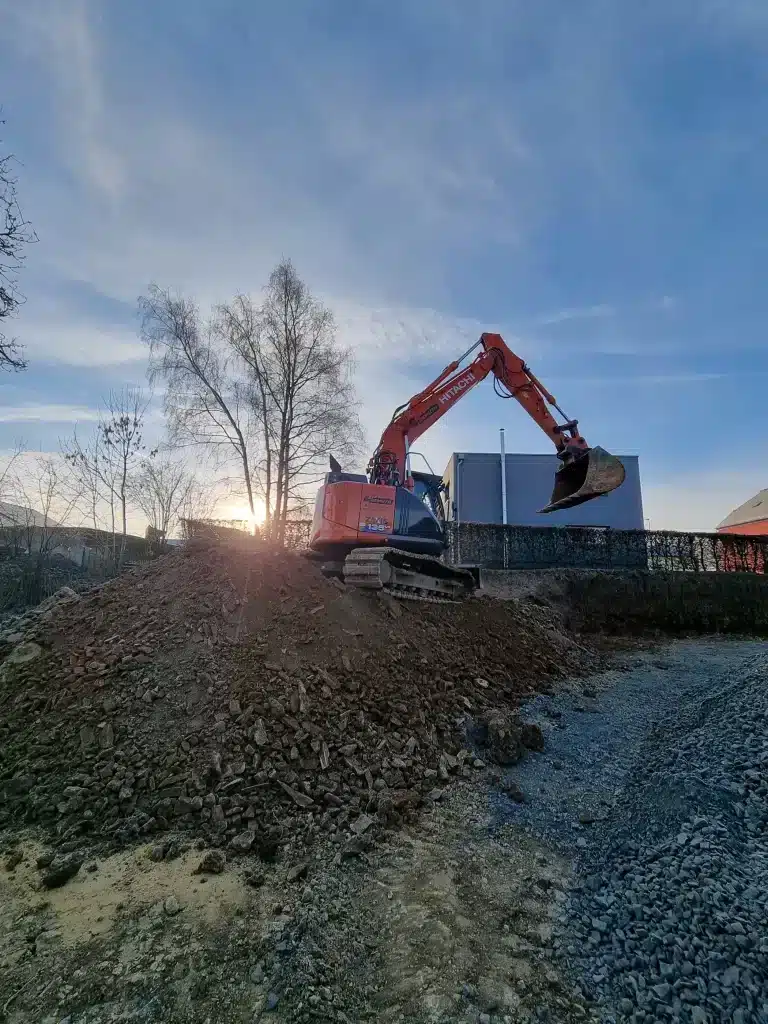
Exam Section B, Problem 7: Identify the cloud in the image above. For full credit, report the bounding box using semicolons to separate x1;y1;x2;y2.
4;0;123;199
20;321;146;366
0;404;101;424
564;372;724;386
537;304;616;326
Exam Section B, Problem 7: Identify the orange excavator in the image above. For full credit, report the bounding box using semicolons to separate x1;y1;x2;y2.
309;332;625;600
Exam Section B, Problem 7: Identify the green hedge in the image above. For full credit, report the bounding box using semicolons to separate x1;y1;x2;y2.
567;571;768;636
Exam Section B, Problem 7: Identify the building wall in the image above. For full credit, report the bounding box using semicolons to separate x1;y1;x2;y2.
443;452;644;530
718;520;768;536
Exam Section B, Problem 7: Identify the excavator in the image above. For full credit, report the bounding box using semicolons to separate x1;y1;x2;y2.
309;332;625;601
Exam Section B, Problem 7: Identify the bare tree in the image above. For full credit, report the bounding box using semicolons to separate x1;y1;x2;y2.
0;442;23;509
139;285;258;516
257;260;363;543
62;388;151;565
1;121;36;372
7;455;83;560
129;456;211;542
101;388;152;560
140;264;363;545
62;425;116;535
215;294;275;531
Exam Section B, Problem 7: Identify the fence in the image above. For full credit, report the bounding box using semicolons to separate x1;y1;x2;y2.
444;522;768;574
179;515;768;575
180;517;314;549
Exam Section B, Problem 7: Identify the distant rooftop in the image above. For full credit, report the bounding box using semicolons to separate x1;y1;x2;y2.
717;488;768;530
0;501;61;530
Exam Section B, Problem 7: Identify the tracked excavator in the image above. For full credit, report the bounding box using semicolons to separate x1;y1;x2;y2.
308;332;625;601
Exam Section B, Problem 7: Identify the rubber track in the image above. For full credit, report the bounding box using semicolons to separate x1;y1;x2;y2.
342;547;475;603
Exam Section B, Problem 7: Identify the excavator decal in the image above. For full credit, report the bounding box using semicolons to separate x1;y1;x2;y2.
438;370;477;404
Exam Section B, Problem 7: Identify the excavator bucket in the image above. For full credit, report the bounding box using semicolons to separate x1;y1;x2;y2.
539;446;626;513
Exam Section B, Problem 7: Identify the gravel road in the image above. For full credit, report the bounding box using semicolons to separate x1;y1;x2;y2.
492;639;768;1024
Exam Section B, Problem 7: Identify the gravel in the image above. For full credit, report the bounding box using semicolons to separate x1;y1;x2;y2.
493;639;768;1023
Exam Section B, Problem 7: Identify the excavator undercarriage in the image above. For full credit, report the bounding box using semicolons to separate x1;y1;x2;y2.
337;547;478;602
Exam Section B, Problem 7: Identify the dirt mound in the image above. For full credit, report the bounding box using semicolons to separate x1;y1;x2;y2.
0;542;598;863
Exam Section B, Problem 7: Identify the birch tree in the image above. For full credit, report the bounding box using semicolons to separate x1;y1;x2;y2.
257;260;362;542
139;285;258;516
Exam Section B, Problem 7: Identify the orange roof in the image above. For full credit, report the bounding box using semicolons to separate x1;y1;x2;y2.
717;488;768;530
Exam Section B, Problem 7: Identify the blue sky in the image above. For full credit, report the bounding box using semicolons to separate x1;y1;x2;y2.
1;0;767;529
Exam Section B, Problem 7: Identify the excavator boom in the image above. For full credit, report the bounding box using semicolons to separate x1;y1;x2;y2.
368;333;625;512
310;332;625;600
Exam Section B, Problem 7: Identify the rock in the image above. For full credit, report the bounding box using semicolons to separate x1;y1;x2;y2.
42;855;83;889
504;781;526;803
253;719;268;746
4;848;23;871
230;832;254;853
5;641;42;667
521;721;544;752
164;895;180;916
350;813;373;835
36;851;54;869
149;844;167;862
278;781;314;808
97;721;114;749
287;861;309;882
194;850;226;875
3;774;34;796
483;712;525;765
79;724;96;751
578;811;596;825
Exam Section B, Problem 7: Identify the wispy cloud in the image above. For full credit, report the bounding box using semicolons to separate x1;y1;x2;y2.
0;404;100;423
564;372;724;386
20;321;146;366
537;304;616;326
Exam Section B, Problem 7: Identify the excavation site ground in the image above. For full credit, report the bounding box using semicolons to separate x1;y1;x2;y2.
1;542;766;1024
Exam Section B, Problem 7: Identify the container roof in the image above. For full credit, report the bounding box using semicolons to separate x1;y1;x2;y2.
717;488;768;529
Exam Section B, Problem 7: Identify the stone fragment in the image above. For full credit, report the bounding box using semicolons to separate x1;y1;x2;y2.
195;850;226;874
42;855;83;889
287;861;309;882
230;832;254;853
278;782;314;808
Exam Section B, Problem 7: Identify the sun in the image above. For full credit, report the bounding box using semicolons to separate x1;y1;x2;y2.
227;501;267;527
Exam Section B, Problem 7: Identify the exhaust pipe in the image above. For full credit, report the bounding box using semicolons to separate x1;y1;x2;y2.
539;447;626;514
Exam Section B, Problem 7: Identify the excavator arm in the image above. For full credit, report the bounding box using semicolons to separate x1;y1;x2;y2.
309;331;625;601
368;333;625;513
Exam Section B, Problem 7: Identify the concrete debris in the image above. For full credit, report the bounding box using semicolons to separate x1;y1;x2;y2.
0;543;596;865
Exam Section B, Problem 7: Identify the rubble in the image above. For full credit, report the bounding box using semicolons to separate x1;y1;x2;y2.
0;543;597;862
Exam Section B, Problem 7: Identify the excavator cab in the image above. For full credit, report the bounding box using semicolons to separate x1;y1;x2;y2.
540;446;626;514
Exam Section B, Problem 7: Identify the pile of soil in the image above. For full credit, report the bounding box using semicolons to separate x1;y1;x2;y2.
0;541;598;862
